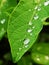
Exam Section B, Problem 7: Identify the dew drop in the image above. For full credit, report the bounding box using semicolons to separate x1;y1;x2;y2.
27;29;32;33
29;21;32;25
34;6;38;10
25;45;28;48
44;1;49;6
38;7;41;11
34;15;39;20
24;38;30;45
0;19;5;24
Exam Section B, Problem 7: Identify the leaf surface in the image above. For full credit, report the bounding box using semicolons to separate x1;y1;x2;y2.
0;0;17;39
8;0;49;62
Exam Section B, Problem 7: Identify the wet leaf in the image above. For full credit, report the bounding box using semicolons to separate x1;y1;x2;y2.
7;0;49;62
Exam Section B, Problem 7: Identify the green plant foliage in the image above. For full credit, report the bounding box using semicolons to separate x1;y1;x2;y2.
31;43;49;65
0;0;17;39
0;0;49;63
7;0;49;62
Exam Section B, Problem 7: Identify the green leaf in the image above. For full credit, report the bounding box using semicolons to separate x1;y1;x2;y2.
7;0;49;62
31;43;49;65
0;0;17;39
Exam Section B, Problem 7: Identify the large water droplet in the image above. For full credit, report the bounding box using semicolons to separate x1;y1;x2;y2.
27;29;32;33
0;19;5;24
34;15;39;20
24;38;30;45
44;1;49;6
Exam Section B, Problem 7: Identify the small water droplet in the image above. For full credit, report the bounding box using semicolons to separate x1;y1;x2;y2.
27;29;32;33
29;21;32;25
25;45;28;48
45;56;49;60
24;38;30;45
44;1;49;6
34;6;38;10
34;15;39;20
0;19;5;24
38;7;41;11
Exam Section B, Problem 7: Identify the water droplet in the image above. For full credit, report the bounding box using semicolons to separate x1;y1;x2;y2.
24;38;30;45
44;1;49;6
0;19;5;24
25;45;28;48
28;9;32;12
38;7;41;11
45;56;49;60
34;15;39;20
29;21;32;25
34;6;38;10
27;29;32;33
